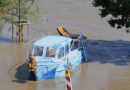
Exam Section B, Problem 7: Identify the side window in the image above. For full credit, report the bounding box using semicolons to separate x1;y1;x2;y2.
34;47;43;56
65;45;69;55
70;40;77;51
46;47;55;57
58;47;64;58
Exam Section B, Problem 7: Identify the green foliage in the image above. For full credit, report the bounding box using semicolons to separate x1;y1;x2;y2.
0;0;37;22
0;20;3;34
93;0;130;32
0;0;39;33
0;0;12;7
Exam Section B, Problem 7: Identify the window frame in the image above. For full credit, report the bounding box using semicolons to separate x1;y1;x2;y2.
45;47;56;57
65;45;69;55
58;47;64;59
33;46;44;56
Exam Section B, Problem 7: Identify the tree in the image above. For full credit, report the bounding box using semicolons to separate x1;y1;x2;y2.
0;0;12;11
0;0;37;23
0;0;12;33
93;0;130;32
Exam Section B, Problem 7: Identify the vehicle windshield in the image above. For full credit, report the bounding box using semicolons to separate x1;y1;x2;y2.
34;46;43;56
46;47;56;57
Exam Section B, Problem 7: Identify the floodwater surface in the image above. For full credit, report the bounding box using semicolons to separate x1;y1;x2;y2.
1;0;130;90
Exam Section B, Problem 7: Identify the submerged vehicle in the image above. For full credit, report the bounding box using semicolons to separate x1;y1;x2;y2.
26;28;87;80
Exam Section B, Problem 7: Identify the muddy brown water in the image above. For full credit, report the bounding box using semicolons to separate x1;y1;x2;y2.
1;0;130;90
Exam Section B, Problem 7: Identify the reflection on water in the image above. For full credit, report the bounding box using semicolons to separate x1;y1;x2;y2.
0;36;12;43
12;63;29;83
87;40;130;66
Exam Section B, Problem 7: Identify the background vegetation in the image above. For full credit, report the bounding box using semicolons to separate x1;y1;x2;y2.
93;0;130;32
0;0;38;32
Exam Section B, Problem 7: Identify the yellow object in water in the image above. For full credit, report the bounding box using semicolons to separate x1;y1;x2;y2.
57;26;70;36
28;55;37;71
57;26;87;39
65;69;70;77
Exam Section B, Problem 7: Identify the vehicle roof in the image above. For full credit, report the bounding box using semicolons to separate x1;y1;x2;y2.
33;35;72;47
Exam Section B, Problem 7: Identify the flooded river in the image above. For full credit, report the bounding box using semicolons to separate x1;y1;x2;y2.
1;0;130;90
